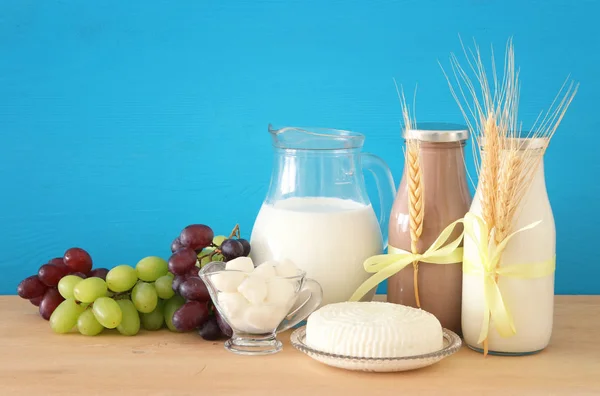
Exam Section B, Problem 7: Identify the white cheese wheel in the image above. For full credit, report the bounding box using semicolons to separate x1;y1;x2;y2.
305;302;443;358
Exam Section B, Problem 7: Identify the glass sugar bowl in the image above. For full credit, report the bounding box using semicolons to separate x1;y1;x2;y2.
199;259;323;355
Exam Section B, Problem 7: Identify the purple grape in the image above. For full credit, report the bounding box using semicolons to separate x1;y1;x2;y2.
54;261;72;275
179;225;214;251
172;276;185;293
220;239;244;261
38;264;68;287
172;301;209;332
17;276;48;299
198;315;222;341
171;237;184;253
63;247;93;274
39;288;65;320
30;295;44;307
179;277;210;302
48;257;65;266
88;268;109;280
185;266;200;279
238;239;251;257
214;308;233;337
71;272;87;279
168;248;197;275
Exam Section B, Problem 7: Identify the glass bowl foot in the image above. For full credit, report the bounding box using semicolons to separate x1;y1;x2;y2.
225;334;283;356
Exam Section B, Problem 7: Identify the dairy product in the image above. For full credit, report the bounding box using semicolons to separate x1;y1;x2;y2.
250;197;383;306
306;302;443;358
388;131;471;336
462;158;555;354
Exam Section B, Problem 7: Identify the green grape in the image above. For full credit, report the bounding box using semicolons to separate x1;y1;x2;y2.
131;282;158;313
198;249;224;267
50;298;87;334
106;265;138;292
154;275;175;299
136;256;168;282
166;272;175;280
141;300;164;330
73;277;108;303
58;275;84;299
213;235;227;247
77;308;104;336
163;295;185;332
116;299;140;336
92;297;122;329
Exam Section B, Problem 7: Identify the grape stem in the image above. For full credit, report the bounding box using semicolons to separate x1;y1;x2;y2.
199;224;241;262
197;249;220;262
108;291;131;300
228;224;240;239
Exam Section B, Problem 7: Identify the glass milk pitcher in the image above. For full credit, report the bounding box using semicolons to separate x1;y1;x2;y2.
250;125;396;306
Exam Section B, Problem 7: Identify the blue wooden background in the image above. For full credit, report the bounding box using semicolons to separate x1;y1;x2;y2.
1;0;598;295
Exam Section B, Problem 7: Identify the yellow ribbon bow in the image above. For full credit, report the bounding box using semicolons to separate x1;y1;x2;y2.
462;212;556;345
349;218;465;302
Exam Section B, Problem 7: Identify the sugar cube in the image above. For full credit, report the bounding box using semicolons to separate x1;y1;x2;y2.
275;259;299;277
244;305;287;333
237;275;268;305
252;261;277;279
217;292;250;319
211;271;247;292
265;278;297;307
225;257;255;273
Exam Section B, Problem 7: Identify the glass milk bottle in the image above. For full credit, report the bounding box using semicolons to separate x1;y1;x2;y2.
462;138;556;355
388;123;471;335
250;125;396;306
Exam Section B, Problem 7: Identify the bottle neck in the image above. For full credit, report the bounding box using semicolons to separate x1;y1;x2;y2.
476;151;548;205
403;141;469;188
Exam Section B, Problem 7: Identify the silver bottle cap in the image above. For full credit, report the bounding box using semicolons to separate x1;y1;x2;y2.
403;122;469;142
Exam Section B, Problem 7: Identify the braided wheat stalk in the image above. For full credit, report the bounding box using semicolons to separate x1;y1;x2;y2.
406;137;424;307
397;84;425;308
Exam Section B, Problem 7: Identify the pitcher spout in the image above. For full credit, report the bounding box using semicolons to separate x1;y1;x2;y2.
268;124;364;150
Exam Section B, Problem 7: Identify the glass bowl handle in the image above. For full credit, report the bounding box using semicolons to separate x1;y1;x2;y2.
276;278;323;333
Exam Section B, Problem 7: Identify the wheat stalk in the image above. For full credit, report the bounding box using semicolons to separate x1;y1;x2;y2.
407;137;424;307
441;38;578;356
480;114;500;233
407;141;424;254
494;150;523;245
395;81;424;307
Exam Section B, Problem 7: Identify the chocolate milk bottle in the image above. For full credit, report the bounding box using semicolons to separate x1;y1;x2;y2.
388;123;471;335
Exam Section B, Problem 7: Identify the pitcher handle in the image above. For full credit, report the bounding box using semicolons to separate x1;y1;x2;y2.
276;278;322;333
361;153;397;249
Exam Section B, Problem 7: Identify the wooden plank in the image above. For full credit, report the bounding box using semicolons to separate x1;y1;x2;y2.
0;295;598;395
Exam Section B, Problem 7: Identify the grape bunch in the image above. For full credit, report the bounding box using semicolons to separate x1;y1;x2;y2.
16;247;109;320
167;223;251;340
48;256;183;336
16;248;187;336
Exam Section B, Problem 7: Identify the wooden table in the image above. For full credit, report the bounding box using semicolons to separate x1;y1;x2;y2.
0;296;598;395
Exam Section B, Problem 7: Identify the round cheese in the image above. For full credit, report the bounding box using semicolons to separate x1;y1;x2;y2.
305;302;443;358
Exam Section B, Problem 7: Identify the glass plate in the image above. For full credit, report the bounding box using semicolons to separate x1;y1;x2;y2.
290;326;462;372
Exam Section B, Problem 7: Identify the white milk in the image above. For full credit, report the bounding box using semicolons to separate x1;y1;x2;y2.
250;197;383;306
462;158;555;354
